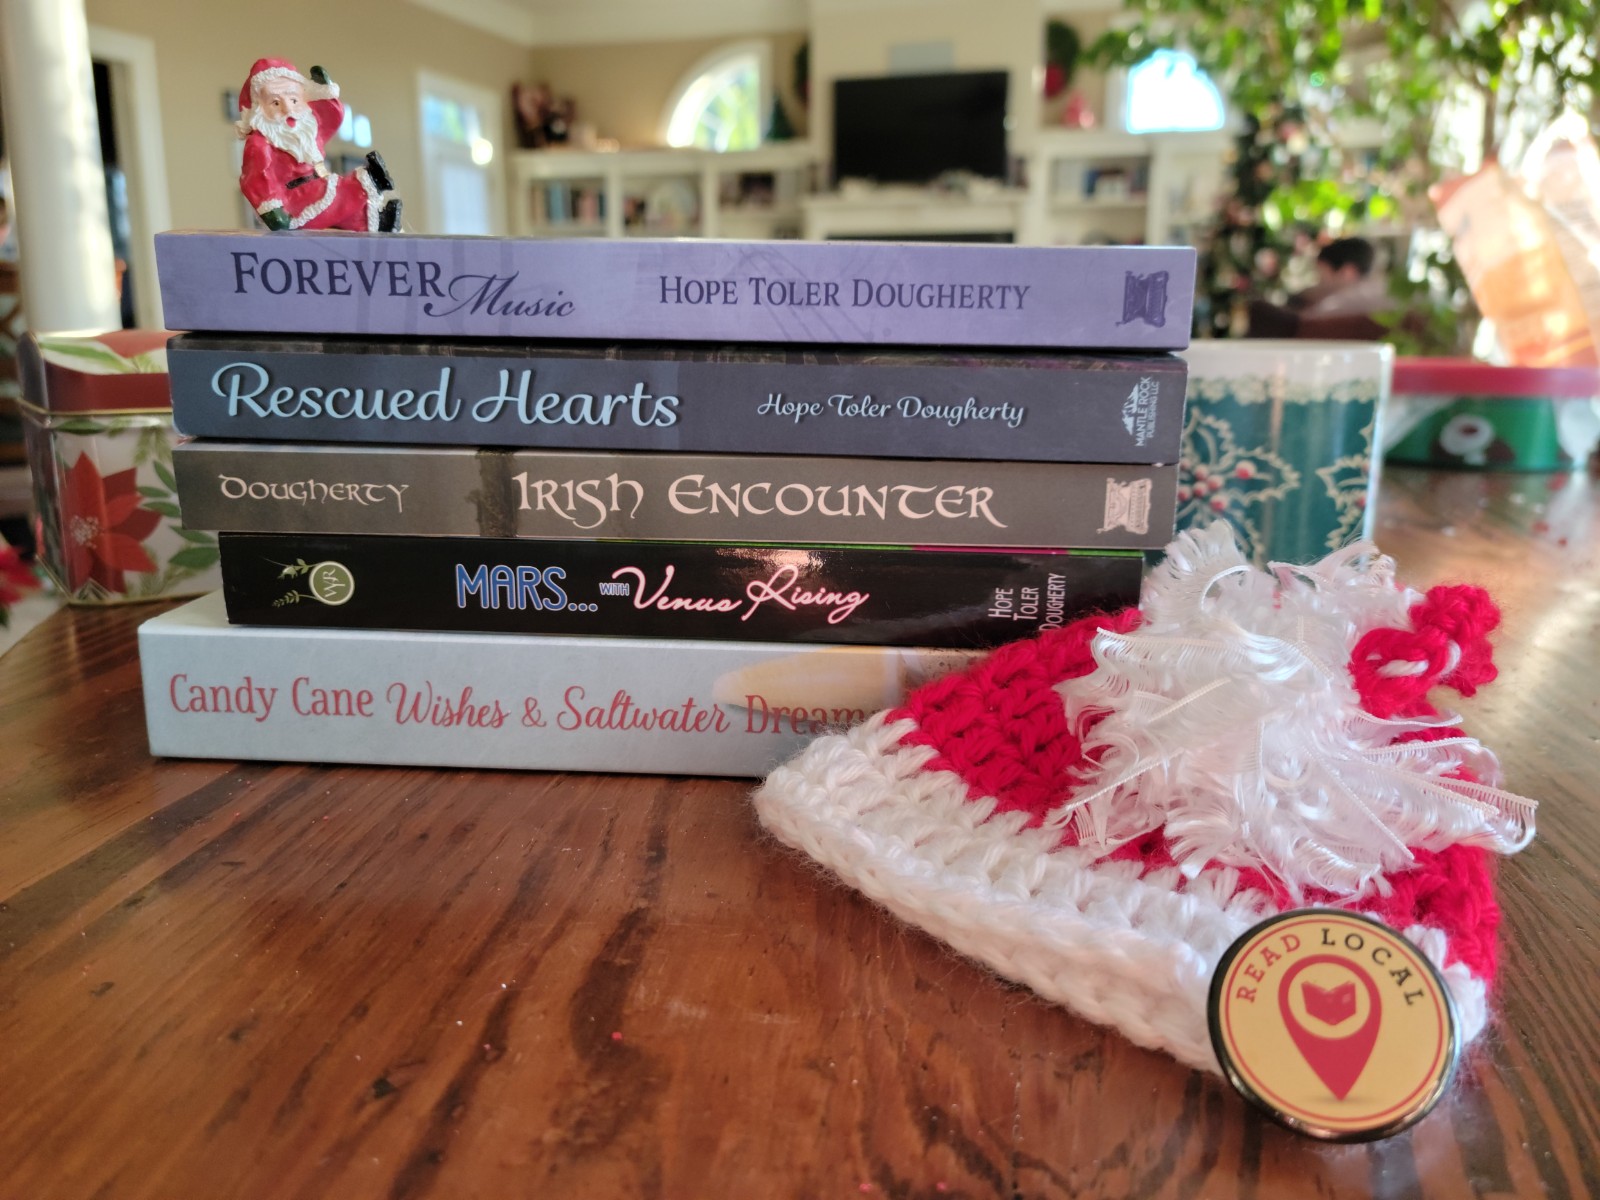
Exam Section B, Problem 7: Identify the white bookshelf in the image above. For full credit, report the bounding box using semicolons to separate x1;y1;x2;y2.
507;134;1230;249
1021;129;1233;248
509;143;817;240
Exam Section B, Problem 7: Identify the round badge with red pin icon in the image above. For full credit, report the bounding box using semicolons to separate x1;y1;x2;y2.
1208;909;1461;1142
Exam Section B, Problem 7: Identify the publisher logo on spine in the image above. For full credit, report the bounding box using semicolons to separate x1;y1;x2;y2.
1118;270;1169;327
1100;478;1152;535
1121;377;1159;447
1209;910;1459;1141
274;558;356;608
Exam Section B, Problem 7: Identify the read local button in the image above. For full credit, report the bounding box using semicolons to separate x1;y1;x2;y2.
1208;909;1460;1141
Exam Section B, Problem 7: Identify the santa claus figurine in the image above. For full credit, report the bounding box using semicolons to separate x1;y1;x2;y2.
236;57;401;233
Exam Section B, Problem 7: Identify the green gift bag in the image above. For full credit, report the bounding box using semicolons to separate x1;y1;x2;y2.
1178;341;1392;566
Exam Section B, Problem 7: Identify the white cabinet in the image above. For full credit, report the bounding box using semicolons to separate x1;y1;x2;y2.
509;143;817;240
800;187;1027;242
1022;130;1232;247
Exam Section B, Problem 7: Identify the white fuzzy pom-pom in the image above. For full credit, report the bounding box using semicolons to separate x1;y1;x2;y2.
1049;524;1535;899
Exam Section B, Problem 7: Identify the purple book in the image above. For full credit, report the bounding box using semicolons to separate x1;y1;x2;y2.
155;230;1196;350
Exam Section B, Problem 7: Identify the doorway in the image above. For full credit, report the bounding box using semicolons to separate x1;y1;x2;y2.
87;27;170;330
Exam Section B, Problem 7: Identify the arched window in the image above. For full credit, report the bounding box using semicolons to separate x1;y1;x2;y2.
662;42;771;151
1124;50;1226;134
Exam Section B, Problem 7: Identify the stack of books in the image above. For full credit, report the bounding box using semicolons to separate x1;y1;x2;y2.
140;232;1194;777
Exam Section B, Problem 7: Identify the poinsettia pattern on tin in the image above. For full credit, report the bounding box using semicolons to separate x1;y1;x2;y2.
61;452;161;592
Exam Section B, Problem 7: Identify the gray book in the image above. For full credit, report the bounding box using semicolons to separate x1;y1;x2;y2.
174;443;1178;550
167;335;1186;465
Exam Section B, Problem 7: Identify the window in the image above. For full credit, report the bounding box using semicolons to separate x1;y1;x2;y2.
663;42;770;152
418;72;503;236
1124;50;1226;135
421;94;493;166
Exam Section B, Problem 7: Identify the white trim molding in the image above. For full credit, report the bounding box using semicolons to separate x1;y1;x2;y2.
87;26;171;330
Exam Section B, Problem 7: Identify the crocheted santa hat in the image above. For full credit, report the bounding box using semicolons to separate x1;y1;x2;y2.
755;525;1535;1072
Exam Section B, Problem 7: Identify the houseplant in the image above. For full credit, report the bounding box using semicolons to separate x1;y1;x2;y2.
1090;0;1599;344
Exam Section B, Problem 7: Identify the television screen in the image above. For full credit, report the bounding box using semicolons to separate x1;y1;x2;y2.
833;71;1009;185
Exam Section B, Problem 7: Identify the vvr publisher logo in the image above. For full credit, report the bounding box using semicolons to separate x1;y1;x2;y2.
272;559;357;608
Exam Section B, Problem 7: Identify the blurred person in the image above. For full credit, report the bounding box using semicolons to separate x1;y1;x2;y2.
1249;236;1395;339
1294;237;1392;318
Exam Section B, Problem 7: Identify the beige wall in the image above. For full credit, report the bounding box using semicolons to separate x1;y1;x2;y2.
85;0;532;232
525;31;809;149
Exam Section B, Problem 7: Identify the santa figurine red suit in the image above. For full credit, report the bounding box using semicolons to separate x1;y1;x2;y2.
236;57;401;233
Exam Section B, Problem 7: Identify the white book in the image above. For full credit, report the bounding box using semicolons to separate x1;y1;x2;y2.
139;593;978;778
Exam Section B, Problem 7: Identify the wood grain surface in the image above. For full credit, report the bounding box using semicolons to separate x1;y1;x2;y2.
1;465;1596;1200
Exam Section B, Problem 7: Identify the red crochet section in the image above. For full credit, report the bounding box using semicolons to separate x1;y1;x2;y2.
890;594;1506;981
890;607;1137;825
1101;832;1500;981
1347;845;1500;980
1352;585;1500;719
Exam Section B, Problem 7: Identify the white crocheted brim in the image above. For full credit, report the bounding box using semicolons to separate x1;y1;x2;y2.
754;711;1489;1074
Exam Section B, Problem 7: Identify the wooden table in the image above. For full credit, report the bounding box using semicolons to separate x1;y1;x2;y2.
3;465;1596;1200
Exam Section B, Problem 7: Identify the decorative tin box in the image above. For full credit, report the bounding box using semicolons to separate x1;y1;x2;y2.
1385;358;1600;471
18;331;221;604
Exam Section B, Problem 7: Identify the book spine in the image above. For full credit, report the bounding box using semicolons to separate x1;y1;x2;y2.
139;595;980;777
220;533;1143;647
174;444;1179;550
154;231;1196;349
167;337;1184;464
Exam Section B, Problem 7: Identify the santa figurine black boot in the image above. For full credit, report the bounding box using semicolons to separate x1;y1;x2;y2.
378;199;403;233
365;151;395;194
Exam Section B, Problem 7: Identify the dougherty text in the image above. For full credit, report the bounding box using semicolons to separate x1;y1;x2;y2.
216;474;409;511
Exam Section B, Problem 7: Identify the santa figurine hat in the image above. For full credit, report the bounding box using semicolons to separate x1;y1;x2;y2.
755;524;1535;1071
236;57;336;121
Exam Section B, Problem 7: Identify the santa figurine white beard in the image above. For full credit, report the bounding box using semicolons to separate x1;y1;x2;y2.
249;104;323;167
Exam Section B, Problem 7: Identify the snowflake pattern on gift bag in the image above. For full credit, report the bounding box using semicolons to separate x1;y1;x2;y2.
1177;409;1299;559
1315;438;1377;550
1179;362;1383;566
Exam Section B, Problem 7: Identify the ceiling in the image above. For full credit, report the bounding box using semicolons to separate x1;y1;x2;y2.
407;0;1119;48
406;0;808;48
